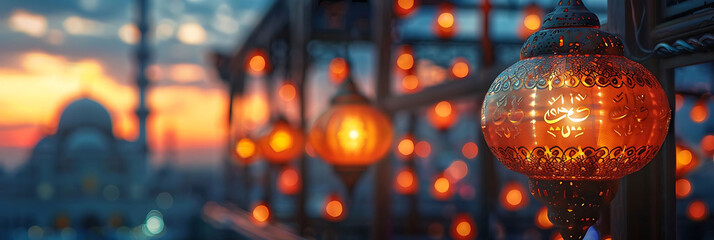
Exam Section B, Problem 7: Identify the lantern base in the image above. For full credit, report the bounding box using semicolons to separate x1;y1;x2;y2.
529;179;619;240
334;165;368;195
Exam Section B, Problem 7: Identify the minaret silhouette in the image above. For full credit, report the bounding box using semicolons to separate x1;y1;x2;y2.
134;0;150;154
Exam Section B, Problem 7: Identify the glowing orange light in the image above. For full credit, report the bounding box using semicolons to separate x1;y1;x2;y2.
329;57;349;84
322;194;346;222
690;98;709;123
676;144;699;178
434;5;456;38
258;119;305;164
396;47;415;71
415;140;431;158
305;143;316;157
535;206;554;229
246;49;268;76
394;0;418;17
446;160;468;181
701;135;714;154
675;178;692;199
395;167;418;195
252;203;270;225
552;232;564;240
687;200;709;222
397;135;415;158
278;83;296;102
518;5;544;39
277;166;301;195
675;94;684;112
524;14;541;31
401;74;420;93
501;182;528;211
309;104;393;167
451;58;470;79
461;142;478;159
428;101;458;130
234;137;258;165
603;236;613;240
431;173;453;200
450;213;476;240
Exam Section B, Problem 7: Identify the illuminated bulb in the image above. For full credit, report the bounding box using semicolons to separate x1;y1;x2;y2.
450;213;476;240
329;57;349;83
258;118;304;164
428;101;458;130
451;59;469;79
501;182;527;211
396;48;414;71
524;14;541;31
323;194;346;222
434;5;456;38
675;178;692;199
437;12;454;28
690;99;709;123
252;203;270;225
397;135;415;158
431;173;453;200
234;137;258;164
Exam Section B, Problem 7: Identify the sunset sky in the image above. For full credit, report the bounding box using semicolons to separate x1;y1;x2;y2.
0;0;274;171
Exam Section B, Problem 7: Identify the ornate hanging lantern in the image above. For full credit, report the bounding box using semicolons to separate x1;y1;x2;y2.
481;1;671;239
309;74;393;192
258;117;305;165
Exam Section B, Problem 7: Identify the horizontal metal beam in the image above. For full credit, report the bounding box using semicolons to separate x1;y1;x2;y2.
381;65;506;113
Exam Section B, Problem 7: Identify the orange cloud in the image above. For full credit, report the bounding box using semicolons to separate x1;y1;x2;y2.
0;51;227;156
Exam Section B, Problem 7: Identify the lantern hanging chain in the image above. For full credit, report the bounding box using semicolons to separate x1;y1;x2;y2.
625;0;654;62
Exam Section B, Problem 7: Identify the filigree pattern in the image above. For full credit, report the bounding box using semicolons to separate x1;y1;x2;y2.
491;145;661;180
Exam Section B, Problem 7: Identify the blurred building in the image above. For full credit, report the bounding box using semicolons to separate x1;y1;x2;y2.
0;97;212;239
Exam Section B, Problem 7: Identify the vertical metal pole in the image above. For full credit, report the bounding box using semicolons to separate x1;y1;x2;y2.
478;1;497;239
288;0;311;235
135;0;150;154
373;0;394;239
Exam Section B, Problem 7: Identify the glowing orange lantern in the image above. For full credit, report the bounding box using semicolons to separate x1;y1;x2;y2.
687;200;709;222
401;74;421;93
500;182;528;211
322;193;346;222
450;58;470;79
481;2;670;239
434;4;456;39
278;82;297;102
394;0;418;17
277;166;301;195
690;98;709;123
396;46;415;71
415;140;431;158
430;172;453;200
676;143;699;178
258;118;305;165
535;206;554;229
396;134;415;159
462;142;478;159
428;101;458;130
234;137;259;165
701;134;714;154
394;167;418;195
309;74;393;191
246;49;269;76
450;213;476;240
251;202;270;226
675;178;692;199
329;57;349;84
518;4;544;40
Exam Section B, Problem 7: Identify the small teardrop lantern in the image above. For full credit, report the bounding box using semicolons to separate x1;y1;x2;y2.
258;117;305;165
481;1;671;239
309;72;393;192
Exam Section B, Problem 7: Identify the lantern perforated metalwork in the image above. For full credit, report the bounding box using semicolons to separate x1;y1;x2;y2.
481;1;671;239
309;75;393;192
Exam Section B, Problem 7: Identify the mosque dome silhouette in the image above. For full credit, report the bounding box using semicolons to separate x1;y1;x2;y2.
57;98;113;137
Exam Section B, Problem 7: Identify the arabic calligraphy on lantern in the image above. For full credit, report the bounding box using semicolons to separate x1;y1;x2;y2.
544;93;590;138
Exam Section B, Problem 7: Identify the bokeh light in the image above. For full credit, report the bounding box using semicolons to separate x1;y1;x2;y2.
535;206;553;229
278;83;296;102
501;182;528;211
690;99;709;123
446;160;468;181
277;166;301;195
431;173;453;200
675;178;692;199
397;135;415;158
401;74;420;93
461;142;478;159
395;167;418;195
686;200;709;222
177;22;206;45
450;213;476;240
252;203;270;225
415;140;431;158
323;194;346;222
329;57;349;84
450;58;469;79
